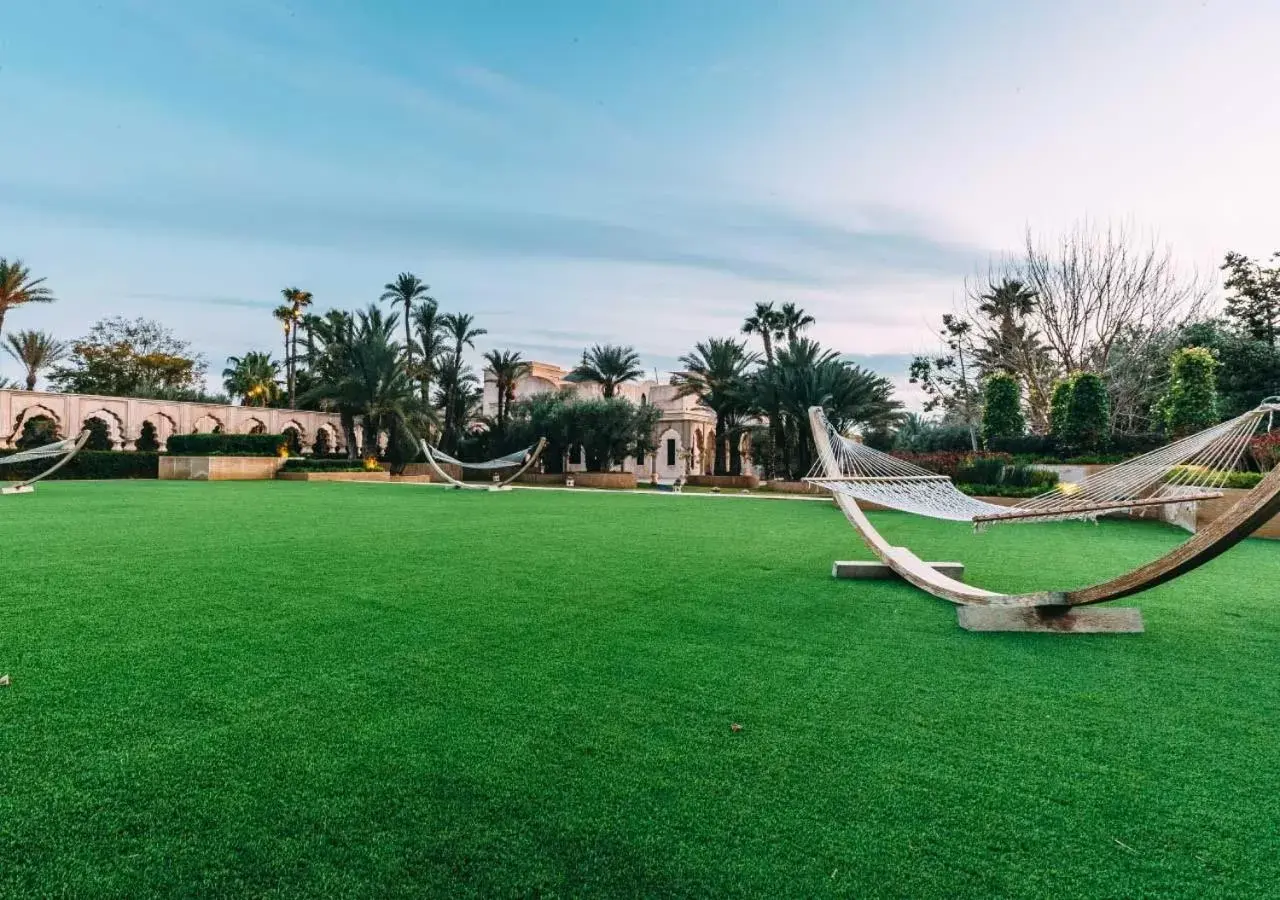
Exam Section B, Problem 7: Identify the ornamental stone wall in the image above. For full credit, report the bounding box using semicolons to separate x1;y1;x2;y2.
0;388;347;453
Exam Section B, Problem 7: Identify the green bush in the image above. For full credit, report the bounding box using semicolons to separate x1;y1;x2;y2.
1165;466;1262;490
981;374;1024;445
956;483;1050;498
166;433;285;457
1049;379;1073;438
1004;464;1059;489
0;450;158;480
281;458;379;473
1062;373;1110;452
1158;346;1219;436
955;456;1008;485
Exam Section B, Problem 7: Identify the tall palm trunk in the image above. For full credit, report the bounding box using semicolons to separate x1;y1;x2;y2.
728;432;743;476
713;411;728;475
404;312;414;393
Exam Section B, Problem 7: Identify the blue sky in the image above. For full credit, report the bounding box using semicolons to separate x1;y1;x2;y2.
3;0;1278;400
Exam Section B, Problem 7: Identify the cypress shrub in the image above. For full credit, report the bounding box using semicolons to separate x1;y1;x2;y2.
1064;373;1110;452
1158;346;1219;436
981;374;1025;445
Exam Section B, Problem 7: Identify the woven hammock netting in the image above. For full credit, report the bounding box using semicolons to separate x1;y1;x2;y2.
0;436;82;469
426;444;537;470
806;400;1280;529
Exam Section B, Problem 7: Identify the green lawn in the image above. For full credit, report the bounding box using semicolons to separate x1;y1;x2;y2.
2;481;1278;898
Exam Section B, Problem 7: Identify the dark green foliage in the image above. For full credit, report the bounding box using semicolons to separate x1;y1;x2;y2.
1177;320;1280;419
83;416;114;451
0;450;157;479
4;482;1280;896
312;428;332;457
135;421;160;452
1049;378;1073;438
987;433;1058;457
504;391;659;473
1052;372;1110;451
1221;250;1280;347
980;373;1024;445
49;316;207;397
893;415;974;453
166;433;285;457
15;415;60;449
1158;347;1219;436
282;427;304;456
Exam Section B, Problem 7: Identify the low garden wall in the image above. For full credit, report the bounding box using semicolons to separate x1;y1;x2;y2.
159;456;284;481
569;472;636;489
762;480;828;495
687;474;761;490
516;473;567;485
398;462;463;482
276;471;390;483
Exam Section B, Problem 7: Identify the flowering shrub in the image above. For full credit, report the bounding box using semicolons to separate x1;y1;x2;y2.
1250;432;1280;472
892;451;1011;479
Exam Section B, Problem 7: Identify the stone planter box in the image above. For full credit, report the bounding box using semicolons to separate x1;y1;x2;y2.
159;455;284;481
398;461;463;482
569;471;637;489
276;471;389;482
516;473;568;485
686;474;761;490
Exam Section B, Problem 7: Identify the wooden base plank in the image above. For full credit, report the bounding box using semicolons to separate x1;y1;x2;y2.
833;560;965;581
957;606;1144;633
0;485;34;495
487;486;514;492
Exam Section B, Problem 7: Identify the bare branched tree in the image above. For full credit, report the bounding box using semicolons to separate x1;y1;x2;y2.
950;220;1211;433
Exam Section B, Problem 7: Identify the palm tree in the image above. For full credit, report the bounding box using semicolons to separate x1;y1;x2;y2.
741;301;785;366
565;344;645;398
302;304;430;461
2;330;67;390
0;259;56;341
411;300;447;402
438;312;487;442
483;349;532;436
434;354;484;452
222;351;281;407
751;338;902;477
272;303;295;401
671;338;758;475
779;302;816;344
381;273;432;388
280;287;313;407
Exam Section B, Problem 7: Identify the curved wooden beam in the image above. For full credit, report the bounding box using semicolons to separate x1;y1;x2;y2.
494;438;547;489
1;430;91;495
808;406;1280;610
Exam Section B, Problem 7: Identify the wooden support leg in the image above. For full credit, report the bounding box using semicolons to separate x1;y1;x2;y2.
833;560;965;581
957;606;1144;633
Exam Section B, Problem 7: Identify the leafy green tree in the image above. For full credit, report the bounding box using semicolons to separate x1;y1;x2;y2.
1049;377;1073;439
50;317;207;397
0;259;56;341
910;314;980;450
671;338;758;475
135;421;160;452
83;416;114;451
1177;319;1280;419
222;351;281;407
1221;251;1280;347
3;330;68;390
1063;372;1110;452
381;273;432;391
565;397;661;472
279;287;313;408
565;344;645;398
1158;346;1219;436
981;374;1024;445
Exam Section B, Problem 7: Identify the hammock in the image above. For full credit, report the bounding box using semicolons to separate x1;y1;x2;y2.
420;438;548;490
805;400;1280;528
0;430;91;495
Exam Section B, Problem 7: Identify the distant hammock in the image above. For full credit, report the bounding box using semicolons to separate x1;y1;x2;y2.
0;430;91;495
419;438;548;491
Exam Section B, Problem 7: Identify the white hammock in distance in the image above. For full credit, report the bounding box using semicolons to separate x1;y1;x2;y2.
0;430;91;495
804;402;1280;528
419;438;548;491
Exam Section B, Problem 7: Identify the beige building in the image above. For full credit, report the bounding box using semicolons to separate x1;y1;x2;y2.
482;361;754;480
0;388;347;453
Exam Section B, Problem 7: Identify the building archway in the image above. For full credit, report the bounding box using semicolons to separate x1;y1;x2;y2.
81;409;125;450
192;414;224;434
8;403;61;446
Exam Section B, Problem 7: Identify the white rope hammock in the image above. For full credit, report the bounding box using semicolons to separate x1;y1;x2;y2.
419;438;548;490
806;399;1280;529
1;430;91;495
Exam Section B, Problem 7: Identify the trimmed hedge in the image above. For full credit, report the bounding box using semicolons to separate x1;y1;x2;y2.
0;450;159;480
281;458;380;473
166;433;285;457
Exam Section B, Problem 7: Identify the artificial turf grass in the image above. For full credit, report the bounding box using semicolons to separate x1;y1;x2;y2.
0;482;1277;897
